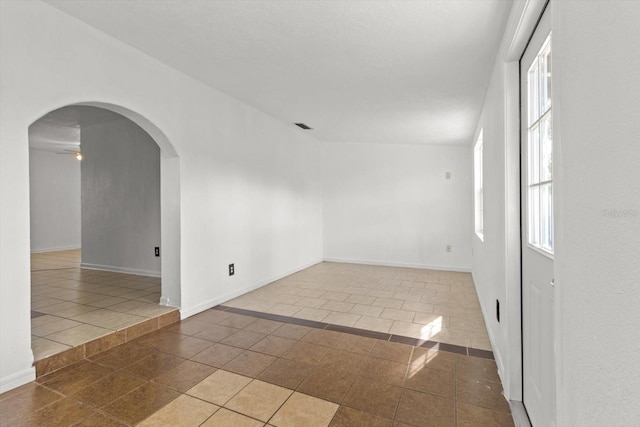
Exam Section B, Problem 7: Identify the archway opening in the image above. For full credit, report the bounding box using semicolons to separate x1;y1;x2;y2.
28;104;180;363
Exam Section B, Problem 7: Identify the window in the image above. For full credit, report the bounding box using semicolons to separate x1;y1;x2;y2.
474;130;484;240
527;35;553;254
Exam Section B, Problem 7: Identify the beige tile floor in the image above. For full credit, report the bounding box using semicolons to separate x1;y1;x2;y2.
225;262;492;350
31;249;174;360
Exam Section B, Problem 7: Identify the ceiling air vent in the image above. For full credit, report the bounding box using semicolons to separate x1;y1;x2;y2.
294;123;312;130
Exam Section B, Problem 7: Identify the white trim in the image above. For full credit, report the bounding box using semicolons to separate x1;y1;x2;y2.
0;367;36;394
80;262;161;278
30;245;81;254
159;296;175;307
323;257;471;273
180;258;323;319
510;400;533;427
504;60;524;402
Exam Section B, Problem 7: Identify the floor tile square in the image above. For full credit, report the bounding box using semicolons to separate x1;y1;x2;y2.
359;356;408;387
187;369;252;405
301;329;343;347
270;392;339;427
318;348;366;375
45;324;112;347
120;352;185;380
225;379;292;421
152;360;217;392
353;316;393;333
191;343;244;367
257;357;315;389
321;301;355;313
404;364;454;397
103;383;180;425
193;324;239;342
22;398;96;426
72;372;145;408
298;367;356;403
349;304;384;318
224;350;277;377
282;342;329;365
137;394;219;427
323;312;361;327
342;378;401;419
337;333;377;355
221;330;268;349
395;389;455;427
369;341;413;364
38;360;114;395
455;377;510;413
250;335;297;356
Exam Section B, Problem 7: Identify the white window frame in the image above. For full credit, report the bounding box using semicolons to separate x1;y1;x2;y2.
526;34;553;256
474;130;484;241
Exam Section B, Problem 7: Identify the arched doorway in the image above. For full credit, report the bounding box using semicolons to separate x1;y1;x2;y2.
28;102;181;361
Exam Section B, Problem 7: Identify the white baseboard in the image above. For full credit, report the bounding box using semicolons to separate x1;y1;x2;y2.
80;262;161;278
0;367;36;394
30;245;81;254
509;400;532;427
180;258;323;319
322;257;472;273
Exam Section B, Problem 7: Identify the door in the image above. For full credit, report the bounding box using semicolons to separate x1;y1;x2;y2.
521;7;555;427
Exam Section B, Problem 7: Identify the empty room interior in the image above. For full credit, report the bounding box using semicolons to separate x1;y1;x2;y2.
0;1;638;426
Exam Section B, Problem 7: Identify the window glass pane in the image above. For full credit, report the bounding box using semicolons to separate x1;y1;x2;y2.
529;125;540;184
540;114;552;181
540;183;553;251
540;42;552;113
528;62;539;124
474;132;484;239
529;186;540;246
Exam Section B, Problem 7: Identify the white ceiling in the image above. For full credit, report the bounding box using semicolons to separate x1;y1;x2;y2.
45;0;512;146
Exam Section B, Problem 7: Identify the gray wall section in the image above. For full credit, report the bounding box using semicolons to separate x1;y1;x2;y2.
29;149;81;252
81;118;161;276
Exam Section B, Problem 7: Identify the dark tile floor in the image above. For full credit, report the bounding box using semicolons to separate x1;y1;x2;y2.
0;307;514;426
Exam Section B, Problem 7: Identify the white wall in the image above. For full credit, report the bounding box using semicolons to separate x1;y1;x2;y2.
553;1;640;424
81;117;161;276
28;149;81;252
323;142;472;271
0;0;323;392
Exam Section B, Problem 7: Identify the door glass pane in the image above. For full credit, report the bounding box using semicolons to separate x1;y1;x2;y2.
540;183;553;251
540;114;552;181
529;125;540;184
529;186;540;246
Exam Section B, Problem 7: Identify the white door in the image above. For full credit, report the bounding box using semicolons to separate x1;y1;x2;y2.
521;8;555;427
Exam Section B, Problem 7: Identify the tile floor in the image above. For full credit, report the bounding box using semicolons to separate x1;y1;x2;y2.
31;250;175;360
0;308;513;426
225;262;492;350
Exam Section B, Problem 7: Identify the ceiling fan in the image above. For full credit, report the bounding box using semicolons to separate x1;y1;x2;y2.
56;148;83;160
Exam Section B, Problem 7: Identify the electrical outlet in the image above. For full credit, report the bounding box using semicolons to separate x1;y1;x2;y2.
154;247;160;257
229;263;234;276
496;299;500;322
446;245;452;252
445;171;451;180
